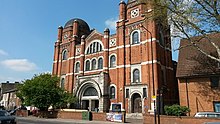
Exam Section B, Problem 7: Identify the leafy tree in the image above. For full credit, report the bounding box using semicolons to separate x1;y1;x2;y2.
164;104;190;116
17;73;77;110
143;0;220;62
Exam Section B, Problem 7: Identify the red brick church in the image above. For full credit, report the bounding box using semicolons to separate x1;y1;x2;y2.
52;0;178;113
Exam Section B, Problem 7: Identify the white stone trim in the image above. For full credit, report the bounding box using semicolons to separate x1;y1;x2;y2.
141;60;158;65
142;38;157;44
131;64;142;83
83;69;104;73
66;73;73;76
125;85;148;113
130;29;141;44
103;38;157;52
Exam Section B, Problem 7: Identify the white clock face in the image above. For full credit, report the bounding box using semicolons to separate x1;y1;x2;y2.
131;9;139;18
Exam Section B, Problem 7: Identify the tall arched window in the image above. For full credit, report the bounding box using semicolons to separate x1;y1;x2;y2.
132;31;139;44
85;60;90;71
61;78;65;89
75;62;80;73
110;55;116;68
91;59;96;70
62;50;68;60
86;41;103;54
98;58;103;69
133;69;140;83
110;86;116;99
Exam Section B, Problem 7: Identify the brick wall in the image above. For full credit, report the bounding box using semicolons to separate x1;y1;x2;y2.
58;111;82;120
144;115;220;124
58;111;107;121
91;112;106;121
178;78;220;116
16;110;28;117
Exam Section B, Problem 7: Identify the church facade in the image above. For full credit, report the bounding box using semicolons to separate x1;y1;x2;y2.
52;0;178;113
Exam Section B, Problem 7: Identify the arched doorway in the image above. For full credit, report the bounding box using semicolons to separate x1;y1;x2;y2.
132;93;142;113
81;87;99;111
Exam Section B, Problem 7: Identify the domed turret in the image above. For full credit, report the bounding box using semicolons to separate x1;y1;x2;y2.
127;0;146;4
64;18;91;38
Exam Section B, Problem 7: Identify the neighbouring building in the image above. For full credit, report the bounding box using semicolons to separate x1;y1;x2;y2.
0;81;20;110
52;0;178;113
176;33;220;116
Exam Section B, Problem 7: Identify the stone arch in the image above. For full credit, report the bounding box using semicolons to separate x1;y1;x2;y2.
130;92;143;113
76;80;102;101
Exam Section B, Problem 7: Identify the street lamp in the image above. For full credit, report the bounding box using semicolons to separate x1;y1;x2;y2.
140;24;156;124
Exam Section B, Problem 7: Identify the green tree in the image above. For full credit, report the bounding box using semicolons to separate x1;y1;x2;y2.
144;0;220;62
17;73;77;110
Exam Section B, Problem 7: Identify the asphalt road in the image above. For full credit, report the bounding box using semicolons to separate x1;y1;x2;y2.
17;118;75;124
16;116;142;124
16;117;114;124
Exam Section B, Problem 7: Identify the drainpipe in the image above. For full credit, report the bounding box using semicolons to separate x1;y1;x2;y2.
185;78;190;116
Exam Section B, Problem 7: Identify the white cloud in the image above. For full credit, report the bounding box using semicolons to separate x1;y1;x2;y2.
0;49;8;56
1;59;37;72
105;17;118;31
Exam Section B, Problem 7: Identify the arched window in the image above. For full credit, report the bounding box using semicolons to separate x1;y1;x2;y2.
62;50;68;60
133;69;140;83
61;78;65;89
91;59;96;70
86;41;103;54
85;60;90;71
110;86;116;99
110;55;116;68
98;58;103;69
83;87;98;96
132;31;139;44
75;62;80;73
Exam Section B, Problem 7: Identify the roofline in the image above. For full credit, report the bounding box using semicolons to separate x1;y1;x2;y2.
177;73;220;79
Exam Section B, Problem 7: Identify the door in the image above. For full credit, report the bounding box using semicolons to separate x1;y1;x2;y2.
132;93;142;113
82;100;89;110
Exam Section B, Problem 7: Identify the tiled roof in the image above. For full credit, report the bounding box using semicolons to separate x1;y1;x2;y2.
176;33;220;78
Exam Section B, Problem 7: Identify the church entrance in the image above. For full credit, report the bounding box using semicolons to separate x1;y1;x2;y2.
132;93;142;113
81;87;99;112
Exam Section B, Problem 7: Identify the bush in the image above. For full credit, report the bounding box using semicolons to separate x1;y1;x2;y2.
164;104;190;116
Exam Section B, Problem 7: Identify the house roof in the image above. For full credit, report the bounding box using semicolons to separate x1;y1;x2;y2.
176;33;220;78
2;88;17;94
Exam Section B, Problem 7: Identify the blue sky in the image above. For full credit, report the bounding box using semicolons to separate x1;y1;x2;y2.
0;0;178;83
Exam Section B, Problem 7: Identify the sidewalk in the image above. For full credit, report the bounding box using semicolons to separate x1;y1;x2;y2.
17;116;143;124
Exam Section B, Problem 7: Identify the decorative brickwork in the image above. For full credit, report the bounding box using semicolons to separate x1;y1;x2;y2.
52;0;177;114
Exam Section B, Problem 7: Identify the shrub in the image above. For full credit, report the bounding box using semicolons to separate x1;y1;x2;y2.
164;104;190;116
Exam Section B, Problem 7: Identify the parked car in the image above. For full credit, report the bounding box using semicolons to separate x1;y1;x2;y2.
0;110;16;124
203;122;220;124
194;112;220;118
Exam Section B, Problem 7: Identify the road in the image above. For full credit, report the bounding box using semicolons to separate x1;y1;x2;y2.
16;117;114;124
16;116;142;124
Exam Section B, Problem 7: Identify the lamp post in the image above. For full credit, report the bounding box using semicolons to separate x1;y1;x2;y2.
140;24;156;124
